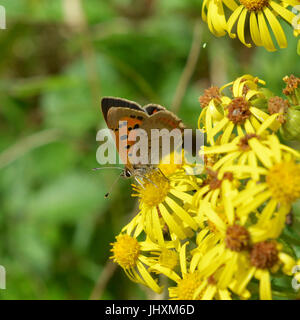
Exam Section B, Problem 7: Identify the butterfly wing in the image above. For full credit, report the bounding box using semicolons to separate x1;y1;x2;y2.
142;108;185;163
101;97;144;122
101;97;185;170
101;97;149;168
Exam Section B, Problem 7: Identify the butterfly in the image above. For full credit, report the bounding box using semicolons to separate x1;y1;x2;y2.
101;97;186;186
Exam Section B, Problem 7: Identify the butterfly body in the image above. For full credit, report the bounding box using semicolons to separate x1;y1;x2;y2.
101;97;185;184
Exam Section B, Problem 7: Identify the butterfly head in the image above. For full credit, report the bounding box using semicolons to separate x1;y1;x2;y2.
123;168;132;178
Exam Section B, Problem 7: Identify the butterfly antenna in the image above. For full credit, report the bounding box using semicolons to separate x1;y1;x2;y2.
104;173;123;198
93;166;124;171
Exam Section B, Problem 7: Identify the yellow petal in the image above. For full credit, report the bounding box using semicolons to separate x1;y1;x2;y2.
222;180;235;225
218;289;232;300
202;0;208;22
205;203;227;232
180;242;188;275
237;190;272;217
223;0;239;11
165;196;198;231
250;106;269;122
152;207;165;245
257;11;276;51
256;113;280;135
250;11;262;46
159;203;187;240
150;264;181;283
233;183;267;207
218;252;238;289
137;261;162;293
227;5;244;38
237;8;252;47
202;285;217;300
263;7;287;48
270;0;296;24
210;117;229;137
259;270;272;300
221;121;235;144
170;189;193;204
267;134;281;163
213;151;241;170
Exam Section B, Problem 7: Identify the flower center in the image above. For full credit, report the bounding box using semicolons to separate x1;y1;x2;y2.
176;272;203;300
227;97;251;124
111;234;140;269
250;241;278;269
225;225;250;252
199;86;221;108
239;0;269;11
238;134;258;151
134;171;170;207
266;161;300;204
206;168;234;190
159;249;178;270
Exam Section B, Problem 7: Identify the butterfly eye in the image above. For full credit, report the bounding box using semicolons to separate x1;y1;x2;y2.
125;169;132;178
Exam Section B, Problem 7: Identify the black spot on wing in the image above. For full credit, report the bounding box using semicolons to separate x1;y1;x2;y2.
144;104;165;115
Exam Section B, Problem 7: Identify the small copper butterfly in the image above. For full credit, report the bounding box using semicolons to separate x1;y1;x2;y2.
101;97;186;185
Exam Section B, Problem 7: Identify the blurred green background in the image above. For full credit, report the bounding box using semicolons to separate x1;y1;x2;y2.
0;0;299;299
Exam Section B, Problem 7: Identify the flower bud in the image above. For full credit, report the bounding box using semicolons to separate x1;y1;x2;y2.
283;75;300;106
280;106;300;141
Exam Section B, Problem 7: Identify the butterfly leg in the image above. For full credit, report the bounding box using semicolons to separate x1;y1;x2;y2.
135;176;145;188
143;176;158;188
156;167;169;182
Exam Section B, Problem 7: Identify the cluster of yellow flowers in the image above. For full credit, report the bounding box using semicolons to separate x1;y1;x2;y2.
110;74;300;300
202;0;300;52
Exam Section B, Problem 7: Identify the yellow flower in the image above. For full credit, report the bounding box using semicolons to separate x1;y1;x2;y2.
110;74;300;299
202;0;300;51
202;0;237;37
230;241;297;300
110;233;163;293
227;0;299;51
216;136;300;215
196;198;296;299
199;75;280;146
267;160;300;203
130;170;199;244
153;241;233;300
201;134;298;181
192;168;238;217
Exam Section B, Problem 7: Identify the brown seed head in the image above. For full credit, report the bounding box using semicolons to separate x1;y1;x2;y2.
250;241;279;269
199;86;221;108
238;134;258;151
227;97;251;124
225;225;250;252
